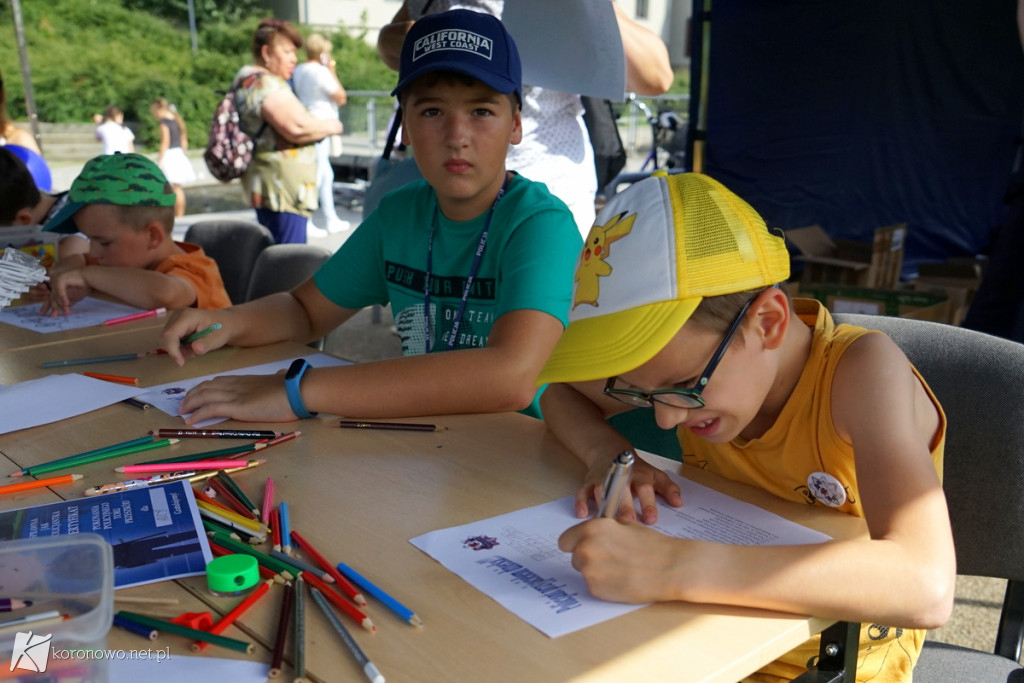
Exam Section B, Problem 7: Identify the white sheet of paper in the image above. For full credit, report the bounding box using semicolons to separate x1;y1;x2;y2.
0;374;141;435
502;0;626;100
410;467;831;638
133;353;349;427
0;296;144;333
110;655;267;682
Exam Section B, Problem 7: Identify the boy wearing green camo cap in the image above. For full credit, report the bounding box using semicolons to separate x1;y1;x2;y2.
42;153;230;314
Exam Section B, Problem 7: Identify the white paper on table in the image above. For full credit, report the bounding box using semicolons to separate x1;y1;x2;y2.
0;296;144;333
133;353;349;426
0;374;141;435
502;0;626;101
410;467;831;638
110;655;267;681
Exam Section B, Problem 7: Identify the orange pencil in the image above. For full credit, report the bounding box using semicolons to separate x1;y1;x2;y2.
0;474;82;496
82;372;139;386
290;530;367;606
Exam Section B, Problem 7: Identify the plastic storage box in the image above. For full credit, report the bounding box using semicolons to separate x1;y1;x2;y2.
0;533;113;682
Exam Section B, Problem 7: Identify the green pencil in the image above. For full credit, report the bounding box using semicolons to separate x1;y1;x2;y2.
134;442;258;466
208;531;296;577
11;435;154;477
214;469;259;518
22;438;178;478
115;611;253;654
183;323;221;344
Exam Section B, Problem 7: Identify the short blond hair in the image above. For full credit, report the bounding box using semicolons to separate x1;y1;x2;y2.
305;33;332;61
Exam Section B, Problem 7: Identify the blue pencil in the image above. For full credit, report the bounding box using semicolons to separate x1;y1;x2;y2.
337;562;423;627
278;501;292;554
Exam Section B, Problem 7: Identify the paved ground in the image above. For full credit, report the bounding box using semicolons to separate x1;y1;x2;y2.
52;143;1003;659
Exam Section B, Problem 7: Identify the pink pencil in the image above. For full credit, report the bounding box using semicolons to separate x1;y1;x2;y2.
115;459;263;474
103;307;166;326
261;477;274;523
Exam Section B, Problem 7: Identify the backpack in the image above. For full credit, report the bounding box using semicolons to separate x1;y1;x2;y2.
203;73;267;183
581;96;627;193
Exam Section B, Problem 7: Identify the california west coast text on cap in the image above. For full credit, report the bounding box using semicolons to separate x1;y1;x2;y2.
413;30;494;61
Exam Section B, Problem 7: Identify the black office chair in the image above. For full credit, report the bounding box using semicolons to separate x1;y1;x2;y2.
243;243;331;302
831;313;1024;681
184;220;274;305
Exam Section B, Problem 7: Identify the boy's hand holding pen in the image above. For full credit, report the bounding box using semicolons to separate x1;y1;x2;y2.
159;308;227;365
597;451;634;519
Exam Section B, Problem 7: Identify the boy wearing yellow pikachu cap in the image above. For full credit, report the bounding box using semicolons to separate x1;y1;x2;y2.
538;172;954;682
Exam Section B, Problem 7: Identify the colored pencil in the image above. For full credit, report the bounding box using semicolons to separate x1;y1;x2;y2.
10;435;154;477
138;442;261;467
270;508;282;551
115;459;258;474
301;572;374;632
151;428;283;440
269;550;333;583
293;576;307;682
188;459;264;484
338;419;447;432
337;562;424;628
86;470;199;496
309;588;385;683
269;581;294;678
20;438;177;478
113;613;157;641
41;351;155;368
103;307;166;325
0;610;67;633
183;323;222;344
121;397;151;410
278;501;292;554
215;469;259;518
82;371;139;386
113;596;180;606
290;530;366;606
0;599;31;613
206;477;258;520
261;477;274;523
192;579;273;652
0;474;82;496
116;611;253;654
207;533;296;578
196;500;267;533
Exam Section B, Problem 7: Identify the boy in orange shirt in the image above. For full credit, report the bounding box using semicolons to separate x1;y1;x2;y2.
41;153;230;313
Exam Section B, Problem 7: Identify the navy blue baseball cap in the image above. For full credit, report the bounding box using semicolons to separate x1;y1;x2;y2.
391;9;522;105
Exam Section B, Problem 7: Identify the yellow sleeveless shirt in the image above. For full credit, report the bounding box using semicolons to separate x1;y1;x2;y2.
679;299;946;682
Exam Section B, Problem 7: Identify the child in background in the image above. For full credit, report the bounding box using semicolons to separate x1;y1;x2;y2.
537;172;955;681
150;98;195;216
93;105;135;155
41;153;229;314
157;9;581;424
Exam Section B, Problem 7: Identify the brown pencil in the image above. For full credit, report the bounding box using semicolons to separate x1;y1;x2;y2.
268;581;294;678
338;420;447;432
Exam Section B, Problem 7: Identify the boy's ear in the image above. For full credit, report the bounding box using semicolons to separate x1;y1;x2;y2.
144;221;167;248
509;108;523;146
753;287;790;351
12;208;36;225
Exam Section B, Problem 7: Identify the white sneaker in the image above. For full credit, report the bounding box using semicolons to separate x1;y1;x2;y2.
327;219;351;234
307;224;329;239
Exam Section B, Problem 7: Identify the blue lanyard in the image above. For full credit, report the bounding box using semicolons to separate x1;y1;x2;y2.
423;173;510;354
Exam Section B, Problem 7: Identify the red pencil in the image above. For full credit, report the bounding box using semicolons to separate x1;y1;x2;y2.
206;478;257;520
192;579;273;653
301;572;375;632
269;508;282;552
104;307;166;325
290;530;366;606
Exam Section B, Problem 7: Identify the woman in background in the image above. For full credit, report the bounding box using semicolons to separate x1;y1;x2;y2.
292;32;350;238
150;97;195;216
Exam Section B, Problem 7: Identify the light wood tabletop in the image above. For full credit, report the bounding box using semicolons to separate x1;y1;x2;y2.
0;339;867;683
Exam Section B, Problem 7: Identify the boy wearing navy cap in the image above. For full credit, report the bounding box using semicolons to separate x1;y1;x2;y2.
41;153;230;313
159;9;581;423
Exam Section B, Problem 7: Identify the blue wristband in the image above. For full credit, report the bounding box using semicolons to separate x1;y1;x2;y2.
284;358;318;419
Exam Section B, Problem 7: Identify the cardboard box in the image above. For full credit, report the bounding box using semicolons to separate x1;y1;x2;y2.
787;223;907;290
910;258;983;326
797;284;950;323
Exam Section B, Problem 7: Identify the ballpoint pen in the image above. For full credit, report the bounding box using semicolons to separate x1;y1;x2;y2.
597;450;634;518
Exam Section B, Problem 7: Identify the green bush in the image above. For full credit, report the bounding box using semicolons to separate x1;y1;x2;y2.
0;0;395;148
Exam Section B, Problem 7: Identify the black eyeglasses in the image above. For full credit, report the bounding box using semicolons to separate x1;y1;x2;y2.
603;293;759;410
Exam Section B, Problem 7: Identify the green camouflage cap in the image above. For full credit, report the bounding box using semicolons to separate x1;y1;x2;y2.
43;153;176;233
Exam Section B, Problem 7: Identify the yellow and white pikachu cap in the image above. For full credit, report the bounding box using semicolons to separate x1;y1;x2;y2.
536;172;790;385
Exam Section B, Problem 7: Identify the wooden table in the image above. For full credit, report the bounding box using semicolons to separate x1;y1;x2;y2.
0;305;168;354
0;340;867;683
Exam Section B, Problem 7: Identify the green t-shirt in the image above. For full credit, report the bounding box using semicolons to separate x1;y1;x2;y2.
313;173;582;416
